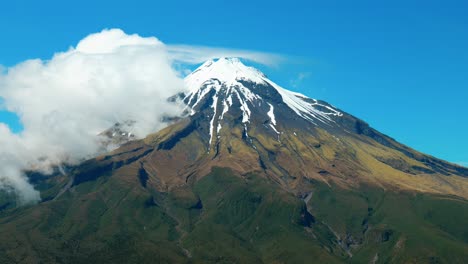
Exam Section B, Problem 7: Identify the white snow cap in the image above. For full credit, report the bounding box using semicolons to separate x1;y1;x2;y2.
184;57;342;125
185;57;266;91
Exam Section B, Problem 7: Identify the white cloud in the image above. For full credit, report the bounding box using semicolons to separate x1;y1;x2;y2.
167;44;284;66
456;162;468;167
0;28;186;204
290;72;310;87
0;124;41;203
75;29;163;54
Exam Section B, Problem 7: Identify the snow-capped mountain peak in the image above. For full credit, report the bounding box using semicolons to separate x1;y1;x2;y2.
185;57;266;91
182;58;342;148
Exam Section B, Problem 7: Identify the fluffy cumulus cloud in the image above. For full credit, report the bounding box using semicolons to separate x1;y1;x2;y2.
0;29;188;204
0;28;282;205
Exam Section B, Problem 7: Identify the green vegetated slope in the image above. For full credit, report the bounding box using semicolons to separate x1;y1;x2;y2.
0;167;467;263
309;181;468;263
172;168;342;263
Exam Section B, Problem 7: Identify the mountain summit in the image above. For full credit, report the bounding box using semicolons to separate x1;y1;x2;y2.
0;58;467;263
184;57;342;144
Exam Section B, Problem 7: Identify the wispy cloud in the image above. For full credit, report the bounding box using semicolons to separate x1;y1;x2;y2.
290;72;311;88
167;44;285;66
456;162;468;167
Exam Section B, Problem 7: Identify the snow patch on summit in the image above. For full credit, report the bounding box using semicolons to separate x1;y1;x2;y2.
183;57;343;149
185;57;266;92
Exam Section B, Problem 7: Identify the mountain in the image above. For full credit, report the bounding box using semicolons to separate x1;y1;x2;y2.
177;57;467;198
0;58;467;263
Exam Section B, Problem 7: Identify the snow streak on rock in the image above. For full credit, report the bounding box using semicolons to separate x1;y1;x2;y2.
267;103;279;134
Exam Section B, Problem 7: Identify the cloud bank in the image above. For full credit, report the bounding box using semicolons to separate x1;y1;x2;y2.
0;28;282;205
0;29;185;204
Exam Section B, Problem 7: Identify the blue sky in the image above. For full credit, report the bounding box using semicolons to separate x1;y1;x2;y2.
0;0;467;165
